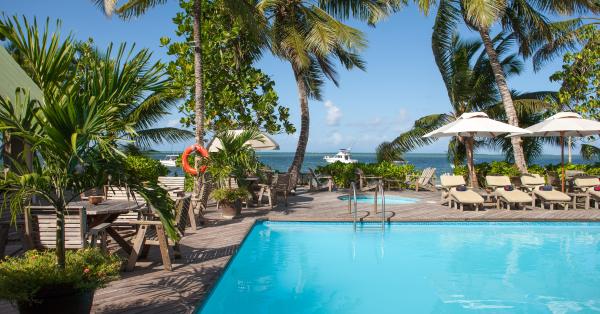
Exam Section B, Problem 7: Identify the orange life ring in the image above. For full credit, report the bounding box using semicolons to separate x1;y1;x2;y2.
182;144;209;176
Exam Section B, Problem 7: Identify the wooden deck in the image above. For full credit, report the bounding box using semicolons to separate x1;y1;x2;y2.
2;188;600;313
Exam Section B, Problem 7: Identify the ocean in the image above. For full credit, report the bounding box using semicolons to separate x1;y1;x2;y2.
146;151;594;176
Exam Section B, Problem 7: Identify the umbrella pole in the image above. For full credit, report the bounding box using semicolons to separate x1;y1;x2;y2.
560;134;565;192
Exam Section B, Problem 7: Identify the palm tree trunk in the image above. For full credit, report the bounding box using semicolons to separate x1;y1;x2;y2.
478;29;528;173
288;66;310;190
192;0;206;216
465;137;478;188
55;189;66;269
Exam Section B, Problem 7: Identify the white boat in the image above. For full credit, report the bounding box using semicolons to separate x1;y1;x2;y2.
324;149;357;164
159;154;178;167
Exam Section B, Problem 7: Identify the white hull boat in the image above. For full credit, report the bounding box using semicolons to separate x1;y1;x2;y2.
159;155;178;167
323;149;357;164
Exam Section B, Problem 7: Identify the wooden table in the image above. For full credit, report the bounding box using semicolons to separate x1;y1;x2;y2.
71;199;144;254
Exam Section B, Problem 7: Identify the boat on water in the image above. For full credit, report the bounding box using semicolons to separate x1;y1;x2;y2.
159;154;178;167
323;149;357;164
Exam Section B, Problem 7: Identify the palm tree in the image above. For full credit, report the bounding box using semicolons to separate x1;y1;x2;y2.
0;17;180;267
377;32;529;188
93;0;262;212
419;0;600;173
257;0;397;186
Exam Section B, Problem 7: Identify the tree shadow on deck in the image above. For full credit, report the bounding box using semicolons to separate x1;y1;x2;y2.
95;244;241;313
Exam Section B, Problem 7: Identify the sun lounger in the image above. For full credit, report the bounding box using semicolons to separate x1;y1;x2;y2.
485;176;532;210
407;167;437;192
573;177;600;209
440;175;484;211
520;174;571;210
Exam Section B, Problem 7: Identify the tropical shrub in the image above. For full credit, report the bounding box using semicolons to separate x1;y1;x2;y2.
0;249;121;302
124;155;168;184
210;187;250;204
316;162;416;188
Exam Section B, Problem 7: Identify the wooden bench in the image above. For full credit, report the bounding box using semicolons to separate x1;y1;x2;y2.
24;206;110;252
126;195;191;271
158;176;186;199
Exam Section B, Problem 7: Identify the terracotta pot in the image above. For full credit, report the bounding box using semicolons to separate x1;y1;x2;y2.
220;200;242;219
17;285;95;314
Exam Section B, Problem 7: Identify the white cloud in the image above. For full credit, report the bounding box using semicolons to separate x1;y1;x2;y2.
166;119;180;127
324;100;342;126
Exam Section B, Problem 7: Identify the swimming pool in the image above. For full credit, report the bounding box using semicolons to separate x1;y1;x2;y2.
198;221;600;313
337;194;419;204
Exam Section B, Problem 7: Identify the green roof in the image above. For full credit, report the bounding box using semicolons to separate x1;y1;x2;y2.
0;45;43;103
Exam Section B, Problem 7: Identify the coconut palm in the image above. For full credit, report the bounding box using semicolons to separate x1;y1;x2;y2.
419;0;600;173
0;16;193;150
377;32;532;188
257;0;398;186
0;18;180;268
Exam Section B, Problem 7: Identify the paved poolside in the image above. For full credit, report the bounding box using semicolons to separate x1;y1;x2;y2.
2;188;600;313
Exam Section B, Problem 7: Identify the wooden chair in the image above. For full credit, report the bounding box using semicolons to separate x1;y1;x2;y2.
355;168;381;192
308;168;333;192
126;195;191;271
189;178;213;229
104;186;147;237
158;176;186;199
407;167;437;192
258;173;290;209
0;197;20;258
24;206;110;252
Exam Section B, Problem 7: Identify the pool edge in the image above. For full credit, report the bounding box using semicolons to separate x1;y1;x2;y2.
194;218;268;313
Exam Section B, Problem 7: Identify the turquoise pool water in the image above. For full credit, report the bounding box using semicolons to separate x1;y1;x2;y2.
337;194;419;204
199;221;600;313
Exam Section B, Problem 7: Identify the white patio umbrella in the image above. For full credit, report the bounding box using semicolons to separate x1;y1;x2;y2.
423;112;532;187
207;129;280;152
509;112;600;192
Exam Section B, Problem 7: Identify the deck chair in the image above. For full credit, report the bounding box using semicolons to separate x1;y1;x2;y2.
408;167;437;192
308;168;333;192
573;177;600;209
126;195;191;271
485;176;532;210
258;173;290;209
355;168;381;192
158;176;186;199
24;206;110;252
520;174;571;210
440;175;484;211
104;186;147;237
0;196;24;258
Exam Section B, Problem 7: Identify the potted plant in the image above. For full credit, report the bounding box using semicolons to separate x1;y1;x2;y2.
0;249;121;313
211;187;251;219
208;129;263;218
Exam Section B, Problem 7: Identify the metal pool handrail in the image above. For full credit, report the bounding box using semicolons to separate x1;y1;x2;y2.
379;180;386;230
350;181;358;231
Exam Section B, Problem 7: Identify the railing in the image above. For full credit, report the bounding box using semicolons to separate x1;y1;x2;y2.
378;180;386;230
350;181;358;231
349;181;386;231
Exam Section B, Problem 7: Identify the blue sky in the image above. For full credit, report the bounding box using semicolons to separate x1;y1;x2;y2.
2;1;569;153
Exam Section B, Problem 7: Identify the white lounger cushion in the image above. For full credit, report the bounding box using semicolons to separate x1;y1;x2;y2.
533;188;571;202
441;175;466;187
486;176;512;187
496;188;532;203
574;177;600;188
450;188;484;204
521;174;545;186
